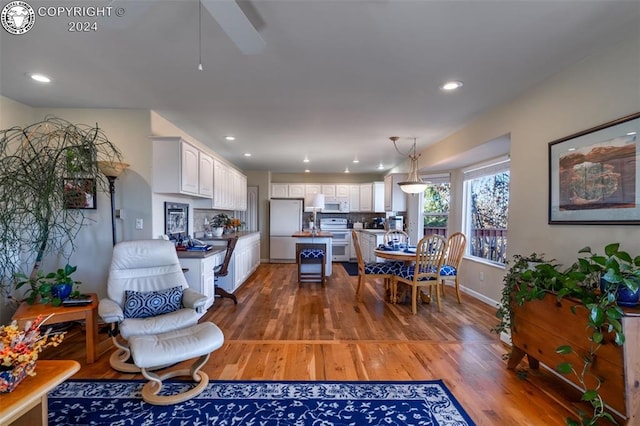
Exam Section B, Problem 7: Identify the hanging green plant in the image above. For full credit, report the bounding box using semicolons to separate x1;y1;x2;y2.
493;244;639;425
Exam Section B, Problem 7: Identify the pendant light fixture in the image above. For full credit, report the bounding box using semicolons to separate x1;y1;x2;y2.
390;136;428;194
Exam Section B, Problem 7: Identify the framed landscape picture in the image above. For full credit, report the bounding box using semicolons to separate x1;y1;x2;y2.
63;178;96;209
548;112;640;224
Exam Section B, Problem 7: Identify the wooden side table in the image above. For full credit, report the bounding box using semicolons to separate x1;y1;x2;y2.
12;293;99;364
0;359;80;426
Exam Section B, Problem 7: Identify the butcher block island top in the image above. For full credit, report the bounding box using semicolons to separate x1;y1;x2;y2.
292;231;334;238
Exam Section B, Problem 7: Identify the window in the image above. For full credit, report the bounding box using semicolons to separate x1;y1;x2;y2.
463;158;510;264
423;174;450;238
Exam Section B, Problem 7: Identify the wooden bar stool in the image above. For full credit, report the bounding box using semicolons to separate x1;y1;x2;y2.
296;243;326;286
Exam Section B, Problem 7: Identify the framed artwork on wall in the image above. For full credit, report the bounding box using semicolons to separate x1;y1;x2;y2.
548;112;640;224
164;202;189;240
63;178;96;209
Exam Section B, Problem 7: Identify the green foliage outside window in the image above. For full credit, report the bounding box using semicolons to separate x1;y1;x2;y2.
423;183;450;227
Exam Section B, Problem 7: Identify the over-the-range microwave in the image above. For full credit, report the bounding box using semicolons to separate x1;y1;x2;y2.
323;197;349;213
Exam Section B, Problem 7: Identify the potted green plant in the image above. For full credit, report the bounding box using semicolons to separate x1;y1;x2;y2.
210;213;231;237
575;243;640;307
493;245;638;425
13;271;54;306
13;264;81;306
47;264;81;301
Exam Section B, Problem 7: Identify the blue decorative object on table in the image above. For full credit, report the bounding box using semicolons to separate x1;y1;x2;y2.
51;283;73;300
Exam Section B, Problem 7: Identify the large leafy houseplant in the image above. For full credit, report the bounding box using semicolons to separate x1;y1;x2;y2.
0;116;121;299
13;264;81;306
493;244;638;425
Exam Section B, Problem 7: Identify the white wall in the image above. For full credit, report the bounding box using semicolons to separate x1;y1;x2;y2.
420;35;640;303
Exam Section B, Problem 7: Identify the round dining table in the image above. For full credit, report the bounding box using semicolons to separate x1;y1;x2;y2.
373;247;416;263
373;247;433;304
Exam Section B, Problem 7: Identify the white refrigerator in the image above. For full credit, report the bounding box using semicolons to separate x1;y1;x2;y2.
269;198;303;261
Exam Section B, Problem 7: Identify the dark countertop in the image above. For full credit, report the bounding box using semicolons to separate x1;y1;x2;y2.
358;229;387;235
199;230;259;241
176;247;226;259
292;231;334;238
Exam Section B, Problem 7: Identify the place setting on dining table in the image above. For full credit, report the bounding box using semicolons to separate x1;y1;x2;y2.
373;241;417;263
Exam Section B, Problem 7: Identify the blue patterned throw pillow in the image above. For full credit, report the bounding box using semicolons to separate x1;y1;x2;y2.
123;286;183;319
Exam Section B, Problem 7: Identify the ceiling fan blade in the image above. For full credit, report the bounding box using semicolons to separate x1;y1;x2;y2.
201;0;266;54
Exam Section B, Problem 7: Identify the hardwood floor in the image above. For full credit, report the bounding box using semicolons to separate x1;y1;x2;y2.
43;262;595;425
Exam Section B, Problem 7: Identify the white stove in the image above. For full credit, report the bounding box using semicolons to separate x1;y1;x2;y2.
320;218;350;262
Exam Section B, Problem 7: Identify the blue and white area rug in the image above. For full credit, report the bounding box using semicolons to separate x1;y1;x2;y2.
49;379;475;425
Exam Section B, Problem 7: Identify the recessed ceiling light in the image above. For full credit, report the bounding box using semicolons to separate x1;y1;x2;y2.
305;169;310;173
441;80;463;91
352;159;359;164
377;163;384;170
225;136;235;141
243;153;251;157
30;73;51;83
344;168;350;173
303;157;310;163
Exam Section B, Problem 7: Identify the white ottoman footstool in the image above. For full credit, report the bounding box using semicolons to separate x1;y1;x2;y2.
129;322;224;405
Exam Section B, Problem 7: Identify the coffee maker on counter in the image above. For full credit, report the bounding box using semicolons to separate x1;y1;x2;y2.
372;217;386;229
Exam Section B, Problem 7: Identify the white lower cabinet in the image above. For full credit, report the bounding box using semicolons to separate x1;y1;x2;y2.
233;233;261;290
356;231;385;263
178;253;218;314
208;232;261;294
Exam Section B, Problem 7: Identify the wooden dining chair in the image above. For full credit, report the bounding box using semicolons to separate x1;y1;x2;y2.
438;232;467;304
352;230;399;301
391;234;447;314
383;230;409;246
214;235;239;304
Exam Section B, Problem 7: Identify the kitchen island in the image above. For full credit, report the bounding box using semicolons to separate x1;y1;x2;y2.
292;231;333;276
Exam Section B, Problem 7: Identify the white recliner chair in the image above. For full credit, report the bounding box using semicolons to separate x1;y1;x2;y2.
98;239;209;373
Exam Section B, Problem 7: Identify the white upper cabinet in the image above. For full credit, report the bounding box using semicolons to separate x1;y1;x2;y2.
269;181;383;212
336;184;350;198
153;136;246;209
288;184;306;198
271;183;289;198
152;137;212;198
384;173;406;212
322;185;336;197
198;152;214;198
349;184;360;211
305;184;321;196
359;183;373;211
213;159;247;211
372;181;385;213
180;142;199;195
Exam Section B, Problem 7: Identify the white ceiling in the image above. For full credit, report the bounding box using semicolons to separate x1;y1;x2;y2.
1;1;639;174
